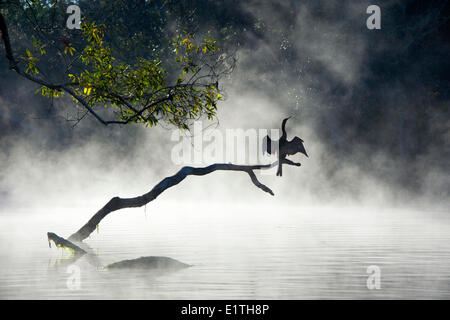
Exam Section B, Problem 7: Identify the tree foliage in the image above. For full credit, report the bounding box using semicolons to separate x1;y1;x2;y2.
1;0;236;128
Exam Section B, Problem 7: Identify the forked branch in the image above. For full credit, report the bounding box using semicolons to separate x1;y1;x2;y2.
68;162;283;242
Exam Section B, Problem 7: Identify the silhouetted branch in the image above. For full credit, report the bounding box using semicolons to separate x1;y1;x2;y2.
67;162;282;242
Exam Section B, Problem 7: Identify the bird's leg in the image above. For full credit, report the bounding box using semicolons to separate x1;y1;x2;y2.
277;155;283;176
283;158;301;167
276;165;282;176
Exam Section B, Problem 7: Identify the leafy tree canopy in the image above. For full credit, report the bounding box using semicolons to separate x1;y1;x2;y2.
1;0;236;129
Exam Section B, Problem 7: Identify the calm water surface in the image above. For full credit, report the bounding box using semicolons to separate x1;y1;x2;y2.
0;204;449;299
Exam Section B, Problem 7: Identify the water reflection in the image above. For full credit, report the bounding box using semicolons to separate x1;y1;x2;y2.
0;204;449;299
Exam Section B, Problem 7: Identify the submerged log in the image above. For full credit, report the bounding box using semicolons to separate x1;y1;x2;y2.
45;160;302;274
105;256;191;270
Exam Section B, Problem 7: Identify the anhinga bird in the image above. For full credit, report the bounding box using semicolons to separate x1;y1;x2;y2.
263;117;308;176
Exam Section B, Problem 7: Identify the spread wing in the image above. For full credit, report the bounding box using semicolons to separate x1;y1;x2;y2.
285;136;308;157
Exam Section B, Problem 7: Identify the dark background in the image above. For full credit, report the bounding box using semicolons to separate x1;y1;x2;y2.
1;0;449;207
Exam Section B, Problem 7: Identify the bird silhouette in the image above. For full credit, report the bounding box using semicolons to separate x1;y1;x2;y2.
263;116;308;176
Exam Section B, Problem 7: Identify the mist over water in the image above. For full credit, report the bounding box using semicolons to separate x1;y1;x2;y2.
1;107;447;298
1;0;449;299
1;204;450;299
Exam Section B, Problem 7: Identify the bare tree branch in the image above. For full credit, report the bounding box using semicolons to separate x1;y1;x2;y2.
66;162;288;242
